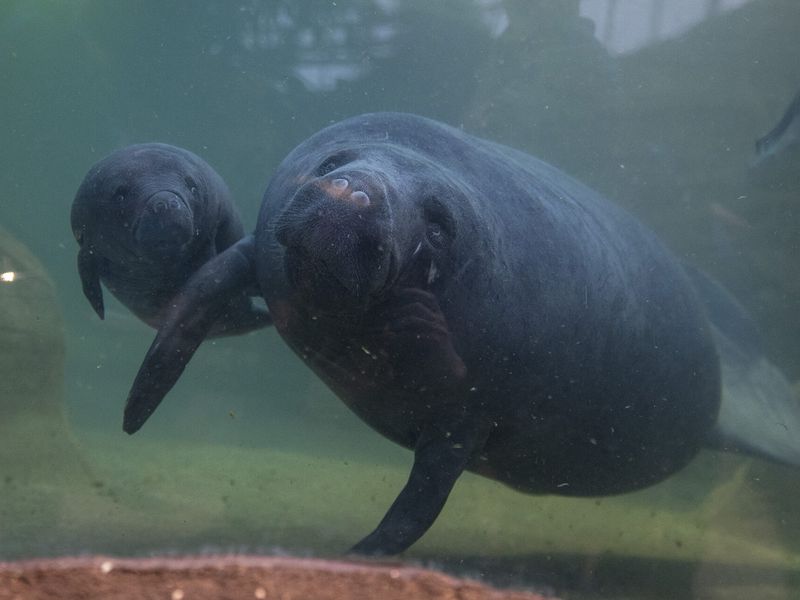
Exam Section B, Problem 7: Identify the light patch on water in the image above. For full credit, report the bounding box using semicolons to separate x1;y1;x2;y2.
293;63;366;92
580;0;756;55
475;0;509;39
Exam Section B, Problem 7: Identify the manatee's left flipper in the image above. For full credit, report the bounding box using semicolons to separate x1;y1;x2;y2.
350;418;489;556
123;235;261;434
77;246;105;319
207;295;271;337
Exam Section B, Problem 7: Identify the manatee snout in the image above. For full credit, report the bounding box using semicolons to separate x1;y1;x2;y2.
275;172;395;308
134;190;194;256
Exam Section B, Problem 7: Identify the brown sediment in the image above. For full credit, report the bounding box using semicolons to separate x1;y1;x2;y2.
0;555;556;600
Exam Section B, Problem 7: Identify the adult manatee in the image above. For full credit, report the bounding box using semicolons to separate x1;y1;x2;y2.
71;143;268;335
121;113;800;556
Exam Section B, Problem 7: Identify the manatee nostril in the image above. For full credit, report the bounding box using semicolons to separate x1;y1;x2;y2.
349;190;370;207
331;178;349;191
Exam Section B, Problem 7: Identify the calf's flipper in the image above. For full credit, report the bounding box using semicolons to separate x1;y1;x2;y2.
77;246;104;319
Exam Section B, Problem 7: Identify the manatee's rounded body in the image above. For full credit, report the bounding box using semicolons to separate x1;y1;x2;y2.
72;143;266;335
255;113;720;496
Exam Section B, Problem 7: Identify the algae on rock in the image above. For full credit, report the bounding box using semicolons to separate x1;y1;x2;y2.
0;225;93;556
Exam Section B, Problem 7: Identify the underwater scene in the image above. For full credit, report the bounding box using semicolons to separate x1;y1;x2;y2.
2;1;800;598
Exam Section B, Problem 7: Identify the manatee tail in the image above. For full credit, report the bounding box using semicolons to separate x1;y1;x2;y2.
684;264;800;468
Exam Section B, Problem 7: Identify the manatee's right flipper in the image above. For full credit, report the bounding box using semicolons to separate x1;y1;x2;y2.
77;246;104;319
684;264;800;467
123;235;264;434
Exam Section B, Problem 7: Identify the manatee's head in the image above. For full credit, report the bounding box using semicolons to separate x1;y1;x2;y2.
272;145;463;315
71;143;216;264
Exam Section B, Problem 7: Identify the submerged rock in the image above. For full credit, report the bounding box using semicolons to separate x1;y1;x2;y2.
0;225;88;485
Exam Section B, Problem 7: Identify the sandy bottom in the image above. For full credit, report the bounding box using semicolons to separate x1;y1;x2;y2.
0;555;552;600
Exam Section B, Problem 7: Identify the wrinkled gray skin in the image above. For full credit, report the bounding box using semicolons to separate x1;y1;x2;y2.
124;114;759;556
71;143;269;335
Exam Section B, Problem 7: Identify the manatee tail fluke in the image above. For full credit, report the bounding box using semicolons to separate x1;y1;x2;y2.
709;324;800;468
683;264;800;468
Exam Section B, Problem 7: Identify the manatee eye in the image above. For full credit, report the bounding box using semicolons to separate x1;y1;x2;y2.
112;187;127;203
316;150;357;176
426;222;445;249
185;177;198;194
423;197;455;250
317;160;337;176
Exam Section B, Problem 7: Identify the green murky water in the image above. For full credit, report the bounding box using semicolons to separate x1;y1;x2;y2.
2;2;799;598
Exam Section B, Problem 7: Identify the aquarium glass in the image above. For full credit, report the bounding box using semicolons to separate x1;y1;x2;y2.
1;1;799;598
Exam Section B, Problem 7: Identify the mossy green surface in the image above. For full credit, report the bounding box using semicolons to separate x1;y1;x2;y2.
4;428;799;575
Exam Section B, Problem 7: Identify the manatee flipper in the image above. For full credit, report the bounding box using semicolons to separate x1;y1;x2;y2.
684;264;800;467
207;294;271;337
200;204;269;336
77;246;104;319
350;419;488;556
123;235;266;434
367;288;467;386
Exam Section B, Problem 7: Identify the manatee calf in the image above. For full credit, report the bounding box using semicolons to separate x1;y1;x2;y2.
71;143;269;335
121;113;800;555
